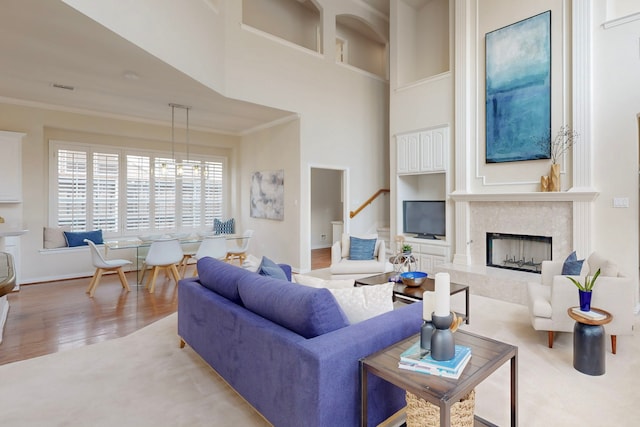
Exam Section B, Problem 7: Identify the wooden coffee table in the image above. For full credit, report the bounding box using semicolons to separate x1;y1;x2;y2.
360;331;518;427
355;272;470;324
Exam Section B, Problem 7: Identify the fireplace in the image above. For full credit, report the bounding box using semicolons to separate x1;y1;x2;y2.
486;233;552;274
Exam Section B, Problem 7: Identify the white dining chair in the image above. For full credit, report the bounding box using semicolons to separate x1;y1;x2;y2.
144;238;183;293
177;241;200;278
225;230;254;265
192;236;228;276
84;239;132;297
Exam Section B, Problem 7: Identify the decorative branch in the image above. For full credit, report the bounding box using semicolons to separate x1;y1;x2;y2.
534;125;579;164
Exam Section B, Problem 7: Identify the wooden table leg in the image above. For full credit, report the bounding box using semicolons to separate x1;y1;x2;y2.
511;350;518;426
465;287;470;324
360;361;368;427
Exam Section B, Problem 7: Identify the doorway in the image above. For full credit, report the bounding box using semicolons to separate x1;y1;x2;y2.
310;167;346;270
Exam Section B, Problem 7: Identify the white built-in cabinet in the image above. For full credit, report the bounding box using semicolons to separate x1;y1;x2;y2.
397;126;448;174
395;125;451;272
405;239;450;276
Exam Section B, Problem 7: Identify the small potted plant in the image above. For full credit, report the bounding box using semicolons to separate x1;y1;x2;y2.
402;243;412;255
566;268;601;312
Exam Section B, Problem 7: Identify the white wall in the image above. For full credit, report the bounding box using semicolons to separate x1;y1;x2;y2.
223;1;390;271
62;0;391;273
238;119;300;266
336;18;387;77
0;102;238;283
243;0;321;52
62;0;227;94
605;0;640;21
591;2;640;284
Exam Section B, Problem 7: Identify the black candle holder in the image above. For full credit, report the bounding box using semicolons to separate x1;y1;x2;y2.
420;320;435;351
431;312;455;361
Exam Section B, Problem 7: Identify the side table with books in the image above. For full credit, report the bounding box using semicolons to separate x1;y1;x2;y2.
360;330;517;427
399;341;471;380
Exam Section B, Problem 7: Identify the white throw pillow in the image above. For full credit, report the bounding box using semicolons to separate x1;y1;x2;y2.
293;274;354;289
329;283;394;324
600;260;619;277
43;226;70;249
242;254;261;272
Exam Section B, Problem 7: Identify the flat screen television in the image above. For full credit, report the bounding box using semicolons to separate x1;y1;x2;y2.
402;200;446;239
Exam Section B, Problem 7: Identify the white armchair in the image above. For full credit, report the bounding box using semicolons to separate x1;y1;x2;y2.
329;233;392;278
527;252;635;354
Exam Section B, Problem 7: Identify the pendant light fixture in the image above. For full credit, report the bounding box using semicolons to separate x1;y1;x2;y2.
169;103;191;178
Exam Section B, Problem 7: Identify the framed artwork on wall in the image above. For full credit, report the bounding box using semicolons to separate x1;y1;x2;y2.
250;169;284;221
485;10;551;163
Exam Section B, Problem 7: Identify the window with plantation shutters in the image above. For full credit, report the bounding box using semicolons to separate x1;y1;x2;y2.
92;152;119;233
204;161;223;225
50;141;226;238
154;157;176;230
56;149;87;231
180;160;202;228
126;155;150;231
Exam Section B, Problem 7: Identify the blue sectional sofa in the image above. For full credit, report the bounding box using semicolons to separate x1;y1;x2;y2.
177;257;423;427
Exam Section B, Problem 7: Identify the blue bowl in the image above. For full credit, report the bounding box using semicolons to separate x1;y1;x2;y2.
400;271;428;287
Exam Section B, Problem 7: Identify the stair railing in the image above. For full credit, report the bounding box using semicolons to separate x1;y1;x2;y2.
349;189;390;219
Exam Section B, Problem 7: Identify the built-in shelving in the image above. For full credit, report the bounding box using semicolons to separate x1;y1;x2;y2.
395;124;451;273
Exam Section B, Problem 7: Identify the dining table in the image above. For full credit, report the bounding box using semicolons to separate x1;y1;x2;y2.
105;234;242;285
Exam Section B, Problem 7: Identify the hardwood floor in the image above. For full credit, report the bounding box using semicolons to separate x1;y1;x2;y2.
0;272;178;366
311;247;331;270
1;250;331;366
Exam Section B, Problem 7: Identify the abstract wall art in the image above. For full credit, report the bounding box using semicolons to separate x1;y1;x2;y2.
250;169;284;221
485;11;551;163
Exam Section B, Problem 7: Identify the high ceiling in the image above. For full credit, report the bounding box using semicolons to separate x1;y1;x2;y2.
0;0;293;134
0;0;388;134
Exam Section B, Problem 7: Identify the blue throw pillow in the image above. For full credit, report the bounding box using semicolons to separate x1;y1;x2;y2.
258;256;288;281
349;236;376;260
213;218;235;235
63;229;103;247
561;251;584;275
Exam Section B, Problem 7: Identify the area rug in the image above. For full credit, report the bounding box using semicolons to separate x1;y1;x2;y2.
1;296;639;426
0;313;269;427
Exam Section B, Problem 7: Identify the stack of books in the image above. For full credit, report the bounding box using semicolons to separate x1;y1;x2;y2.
571;307;606;321
398;342;472;379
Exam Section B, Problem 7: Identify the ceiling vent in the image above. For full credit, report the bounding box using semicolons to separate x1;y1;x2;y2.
51;83;75;91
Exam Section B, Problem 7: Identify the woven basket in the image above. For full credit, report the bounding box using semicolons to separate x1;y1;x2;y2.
405;389;475;427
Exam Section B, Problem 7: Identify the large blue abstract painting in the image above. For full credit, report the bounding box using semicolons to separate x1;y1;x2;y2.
485;11;551;163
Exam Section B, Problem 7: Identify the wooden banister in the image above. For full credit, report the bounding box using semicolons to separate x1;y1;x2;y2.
350;189;390;219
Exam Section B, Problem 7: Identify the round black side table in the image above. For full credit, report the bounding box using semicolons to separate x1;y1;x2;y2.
567;307;612;376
